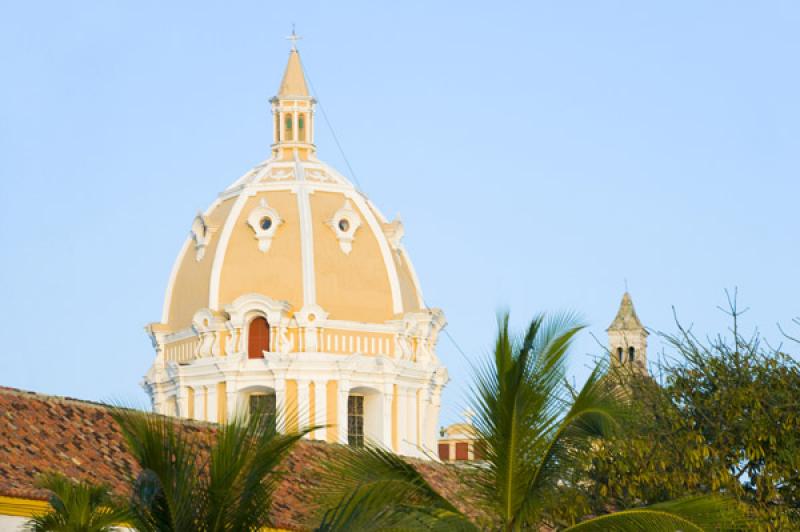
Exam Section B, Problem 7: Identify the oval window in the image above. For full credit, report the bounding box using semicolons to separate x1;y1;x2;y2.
260;217;272;231
338;219;350;232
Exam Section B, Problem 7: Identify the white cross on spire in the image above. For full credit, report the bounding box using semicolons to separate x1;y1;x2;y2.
286;25;302;51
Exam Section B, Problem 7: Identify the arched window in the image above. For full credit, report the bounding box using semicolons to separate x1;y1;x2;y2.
628;346;635;362
248;317;270;359
298;114;305;141
284;115;293;141
617;347;624;363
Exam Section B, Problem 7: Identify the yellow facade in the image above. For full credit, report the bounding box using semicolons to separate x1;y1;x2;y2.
312;192;395;322
217;381;227;424
218;191;304;308
285;379;298;432
326;380;338;443
168;198;236;329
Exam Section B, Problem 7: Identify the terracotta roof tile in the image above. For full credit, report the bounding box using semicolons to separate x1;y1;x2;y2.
0;386;487;530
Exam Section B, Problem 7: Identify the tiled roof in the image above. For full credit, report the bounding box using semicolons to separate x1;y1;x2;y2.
0;386;487;530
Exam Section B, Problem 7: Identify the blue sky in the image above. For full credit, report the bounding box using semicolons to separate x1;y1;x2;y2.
1;2;798;425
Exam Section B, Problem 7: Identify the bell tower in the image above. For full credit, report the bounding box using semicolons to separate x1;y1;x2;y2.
270;29;316;161
607;292;648;375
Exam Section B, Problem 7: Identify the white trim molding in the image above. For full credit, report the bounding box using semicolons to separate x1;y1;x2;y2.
326;199;362;255
246;197;283;252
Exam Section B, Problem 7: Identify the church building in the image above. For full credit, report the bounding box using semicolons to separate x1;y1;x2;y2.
142;42;448;459
607;291;649;375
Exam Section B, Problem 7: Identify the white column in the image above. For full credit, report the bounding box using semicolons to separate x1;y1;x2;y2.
194;388;204;421
293;110;299;141
176;386;189;419
382;383;393;449
297;379;310;436
397;386;409;455
207;384;218;423
338;379;350;445
425;386;442;457
275;379;287;432
226;385;239;420
406;387;419;457
313;379;327;440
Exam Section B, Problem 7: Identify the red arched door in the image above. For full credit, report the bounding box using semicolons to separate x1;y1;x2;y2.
248;317;270;359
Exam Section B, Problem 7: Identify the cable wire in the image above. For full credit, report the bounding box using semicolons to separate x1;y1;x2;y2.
296;53;364;191
297;48;474;369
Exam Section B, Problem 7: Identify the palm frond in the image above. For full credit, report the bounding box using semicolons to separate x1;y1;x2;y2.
469;311;586;526
203;410;315;531
316;444;458;513
110;407;201;531
520;362;628;519
314;443;476;531
26;472;129;532
564;496;749;531
111;404;316;532
316;485;476;532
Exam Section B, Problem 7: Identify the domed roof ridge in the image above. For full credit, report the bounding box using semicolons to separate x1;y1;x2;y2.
223;156;355;195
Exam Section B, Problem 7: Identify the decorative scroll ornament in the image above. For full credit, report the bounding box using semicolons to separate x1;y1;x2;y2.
190;213;212;261
246;198;283;252
384;217;404;250
327;199;362;254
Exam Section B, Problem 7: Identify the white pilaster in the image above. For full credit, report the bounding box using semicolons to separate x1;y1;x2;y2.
424;385;442;456
194;388;204;421
309;107;314;144
382;383;394;448
338;379;350;444
397;386;409;455
207;384;218;423
406;387;418;456
226;383;239;420
297;379;310;436
176;386;189;419
275;379;287;432
313;379;327;440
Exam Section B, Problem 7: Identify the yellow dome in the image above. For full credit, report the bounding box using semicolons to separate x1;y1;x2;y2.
160;48;424;332
144;43;448;459
162;157;424;330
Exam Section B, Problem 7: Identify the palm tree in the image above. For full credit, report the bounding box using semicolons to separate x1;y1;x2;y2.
315;311;747;531
25;472;129;532
109;405;311;531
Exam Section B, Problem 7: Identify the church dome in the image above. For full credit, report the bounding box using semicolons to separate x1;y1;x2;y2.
163;153;424;331
162;58;422;331
144;41;448;460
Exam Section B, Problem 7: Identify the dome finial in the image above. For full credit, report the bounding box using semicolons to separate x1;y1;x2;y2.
277;26;309;98
286;24;302;51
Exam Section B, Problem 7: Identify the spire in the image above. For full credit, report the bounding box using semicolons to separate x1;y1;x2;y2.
270;28;315;160
607;292;645;331
277;29;309;98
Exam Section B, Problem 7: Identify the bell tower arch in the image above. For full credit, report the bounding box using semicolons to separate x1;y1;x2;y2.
607;292;648;375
